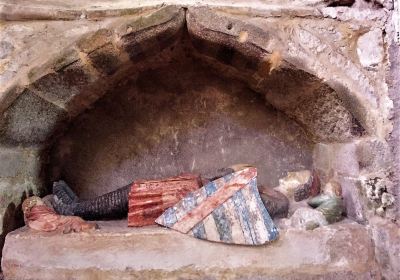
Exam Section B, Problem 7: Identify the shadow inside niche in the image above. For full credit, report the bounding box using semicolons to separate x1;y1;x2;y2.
0;191;29;272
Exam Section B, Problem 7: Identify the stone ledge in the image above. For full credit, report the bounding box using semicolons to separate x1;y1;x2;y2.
2;220;380;279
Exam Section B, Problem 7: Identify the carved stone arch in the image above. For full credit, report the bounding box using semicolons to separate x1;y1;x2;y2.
0;6;377;146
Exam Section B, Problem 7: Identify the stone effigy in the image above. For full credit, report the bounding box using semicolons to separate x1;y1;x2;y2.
22;196;97;233
52;180;131;220
52;166;289;222
156;167;279;245
128;174;201;226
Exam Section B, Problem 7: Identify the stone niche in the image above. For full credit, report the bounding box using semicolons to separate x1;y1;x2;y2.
0;1;399;279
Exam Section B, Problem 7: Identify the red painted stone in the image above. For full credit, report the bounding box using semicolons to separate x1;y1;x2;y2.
293;170;321;202
128;174;201;226
22;196;96;233
310;170;321;197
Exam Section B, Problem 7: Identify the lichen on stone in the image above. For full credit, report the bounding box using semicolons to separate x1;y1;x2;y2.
361;172;395;216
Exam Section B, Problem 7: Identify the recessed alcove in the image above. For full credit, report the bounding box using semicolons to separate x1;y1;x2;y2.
39;26;366;199
48;47;315;199
1;4;397;279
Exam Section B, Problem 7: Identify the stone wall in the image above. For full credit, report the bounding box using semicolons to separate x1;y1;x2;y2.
0;0;399;278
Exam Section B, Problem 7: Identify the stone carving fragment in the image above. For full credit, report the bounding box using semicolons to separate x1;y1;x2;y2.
258;186;289;218
308;181;345;224
281;181;345;230
285;207;328;230
23;196;97;233
156;167;279;245
128;174;201;226
361;174;395;216
275;170;320;202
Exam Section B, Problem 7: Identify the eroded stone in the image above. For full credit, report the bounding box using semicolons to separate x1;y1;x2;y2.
120;7;185;61
258;186;289;218
357;29;384;69
0;41;14;59
0;146;42;178
0;90;67;145
87;44;122;76
275;170;312;200
368;217;400;280
285;207;328;230
1;220;380;279
31;61;96;110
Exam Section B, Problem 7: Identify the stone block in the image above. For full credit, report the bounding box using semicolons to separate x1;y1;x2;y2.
313;143;332;177
120;7;185;61
2;220;380;279
330;143;360;177
31;60;96;110
0;90;67;145
87;43;122;76
187;7;265;72
337;175;367;223
0;146;42;178
313;142;360;178
368;217;400;280
77;29;113;54
0;41;14;59
356;139;393;172
357;29;384;69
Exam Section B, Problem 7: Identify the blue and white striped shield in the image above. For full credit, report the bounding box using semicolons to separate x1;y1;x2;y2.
156;167;279;245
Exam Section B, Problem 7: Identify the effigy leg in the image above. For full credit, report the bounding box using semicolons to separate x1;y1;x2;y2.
53;180;80;204
52;182;131;220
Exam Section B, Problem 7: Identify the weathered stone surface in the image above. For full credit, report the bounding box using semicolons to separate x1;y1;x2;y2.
48;55;313;199
308;194;345;224
0;2;395;278
187;7;374;142
286;207;328;230
0;41;14;59
357;28;384;69
120;6;185;61
313;142;360;179
0;146;42;178
337;175;367;223
0;90;67;145
258;186;289;218
2;220;380;279
87;44;122;76
31;61;96;110
0;1;338;21
76;29;114;54
356;139;393;173
275;170;312;200
368;217;400;280
291;89;365;141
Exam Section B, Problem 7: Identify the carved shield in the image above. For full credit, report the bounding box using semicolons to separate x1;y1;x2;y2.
156;167;279;245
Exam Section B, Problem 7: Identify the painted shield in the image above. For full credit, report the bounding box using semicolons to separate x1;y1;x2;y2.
155;167;279;245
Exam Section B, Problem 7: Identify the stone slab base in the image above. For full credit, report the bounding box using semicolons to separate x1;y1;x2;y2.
2;220;380;280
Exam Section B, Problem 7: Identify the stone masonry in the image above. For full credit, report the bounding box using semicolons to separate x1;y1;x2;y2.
0;0;399;279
